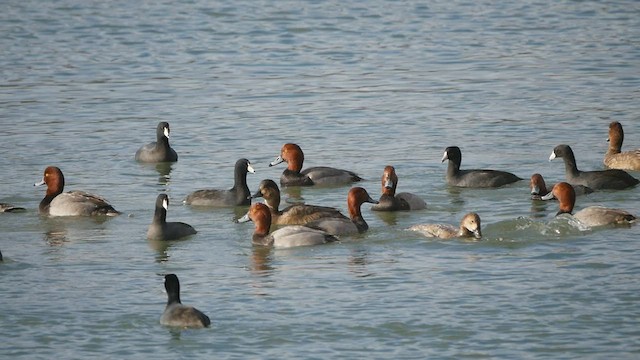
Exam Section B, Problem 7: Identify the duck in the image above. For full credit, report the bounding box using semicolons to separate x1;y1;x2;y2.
135;121;178;163
250;179;348;225
305;187;379;236
441;146;522;188
184;158;255;207
541;182;636;227
529;173;593;200
269;143;362;186
160;274;210;328
0;202;25;213
371;166;427;211
34;166;120;216
549;144;639;190
409;212;482;239
604;121;640;171
236;202;339;248
148;194;197;241
0;249;3;262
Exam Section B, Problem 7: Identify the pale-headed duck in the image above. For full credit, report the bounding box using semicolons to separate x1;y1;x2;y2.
160;274;210;328
148;194;197;241
184;158;255;207
441;146;522;188
371;166;427;211
34;166;120;217
409;212;482;239
269;143;362;186
250;179;348;225
604;121;640;171
135;122;178;163
549;144;639;190
542;182;636;227
305;187;378;236
236;203;339;248
529;173;593;200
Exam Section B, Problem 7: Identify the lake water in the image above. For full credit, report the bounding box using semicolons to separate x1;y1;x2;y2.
1;0;640;358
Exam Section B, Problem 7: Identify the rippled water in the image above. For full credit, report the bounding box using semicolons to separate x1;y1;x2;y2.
1;0;640;358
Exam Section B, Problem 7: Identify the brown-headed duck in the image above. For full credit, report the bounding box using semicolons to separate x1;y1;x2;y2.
135;122;178;163
409;212;482;239
184;158;255;207
441;146;522;188
160;274;210;328
34;166;120;217
236;203;339;248
148;194;197;241
542;182;636;227
371;166;427;211
604;121;640;171
549;144;639;190
305;187;378;236
529;173;593;200
250;179;348;225
269;143;362;186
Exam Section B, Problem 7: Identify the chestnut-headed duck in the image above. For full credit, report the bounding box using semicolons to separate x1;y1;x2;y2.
34;166;120;217
184;158;255;207
604;121;640;171
371;166;426;211
441;146;522;188
549;144;639;190
250;179;348;225
0;202;25;213
529;173;593;200
542;182;636;227
269;143;362;186
236;203;339;248
135;122;178;163
160;274;210;328
305;187;378;236
409;212;482;239
148;194;197;241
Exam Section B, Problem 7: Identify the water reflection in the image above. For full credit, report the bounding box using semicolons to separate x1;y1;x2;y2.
250;246;274;275
530;198;551;219
154;163;173;185
372;211;398;226
348;247;374;278
148;238;171;263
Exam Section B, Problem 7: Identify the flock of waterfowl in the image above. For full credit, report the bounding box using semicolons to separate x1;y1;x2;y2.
1;120;638;328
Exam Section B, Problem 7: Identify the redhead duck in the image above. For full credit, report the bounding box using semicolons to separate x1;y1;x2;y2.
542;182;636;227
148;194;197;241
236;203;339;248
371;166;427;211
549;144;639;190
250;179;348;225
604;121;640;171
529;173;593;200
305;187;378;236
184;158;255;207
135;122;178;163
269;143;362;186
160;274;210;328
34;166;120;217
441;146;522;188
0;202;25;213
409;212;482;239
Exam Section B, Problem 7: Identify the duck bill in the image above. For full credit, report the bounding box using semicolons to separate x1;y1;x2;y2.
441;151;448;163
473;229;482;239
269;156;284;167
541;192;556;201
34;179;45;187
247;163;256;174
250;189;263;199
383;179;393;189
548;151;556;161
530;185;540;195
235;212;252;224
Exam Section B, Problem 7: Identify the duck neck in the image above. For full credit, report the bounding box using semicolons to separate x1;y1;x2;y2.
166;289;181;305
446;159;460;177
287;157;303;173
39;195;54;214
233;169;251;204
607;138;622;155
561;154;580;177
153;205;167;224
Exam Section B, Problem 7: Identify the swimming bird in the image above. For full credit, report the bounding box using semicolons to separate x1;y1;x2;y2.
160;274;210;328
135;121;178;163
305;187;378;236
441;146;522;188
604;121;640;171
409;212;482;239
371;165;426;211
148;194;197;241
549;144;639;190
529;173;593;200
0;203;26;213
184;158;255;206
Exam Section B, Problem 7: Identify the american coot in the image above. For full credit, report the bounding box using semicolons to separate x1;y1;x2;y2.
604;121;640;171
441;146;522;188
147;194;197;241
160;274;210;328
371;165;426;211
135;121;178;163
542;182;636;227
269;143;362;186
549;144;639;190
34;166;120;217
305;187;379;236
236;203;339;248
184;158;255;207
409;212;482;239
